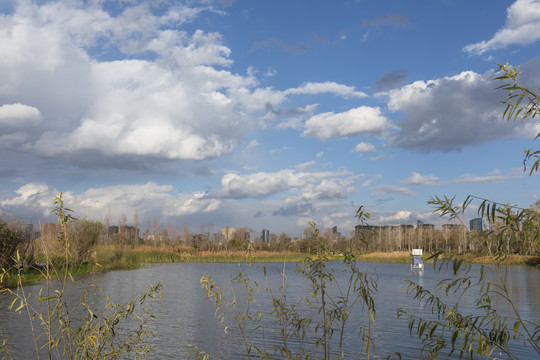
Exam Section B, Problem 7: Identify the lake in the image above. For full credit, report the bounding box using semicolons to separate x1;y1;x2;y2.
1;261;539;359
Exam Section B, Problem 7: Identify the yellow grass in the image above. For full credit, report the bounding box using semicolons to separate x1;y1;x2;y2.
354;251;412;263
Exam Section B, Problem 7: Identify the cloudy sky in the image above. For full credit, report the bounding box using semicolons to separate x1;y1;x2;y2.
1;0;539;237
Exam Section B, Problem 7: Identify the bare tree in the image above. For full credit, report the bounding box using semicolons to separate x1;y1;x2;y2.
182;222;190;246
134;210;139;241
104;207;111;244
118;213;127;247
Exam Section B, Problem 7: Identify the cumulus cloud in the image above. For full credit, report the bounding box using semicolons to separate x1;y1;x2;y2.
0;103;41;127
385;65;540;151
0;181;222;222
285;82;367;98
378;210;414;224
0;183;59;211
353;142;376;154
464;0;540;55
164;192;222;216
211;171;300;199
303;106;388;140
0;0;375;168
0;1;264;164
371;185;416;197
402;172;440;186
375;209;446;226
299;179;353;201
210;169;356;200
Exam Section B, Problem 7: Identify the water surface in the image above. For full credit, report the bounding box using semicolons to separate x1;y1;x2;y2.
1;261;538;359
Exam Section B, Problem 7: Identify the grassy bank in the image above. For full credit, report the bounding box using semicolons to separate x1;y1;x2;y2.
3;247;538;288
98;247;540;267
118;246;308;264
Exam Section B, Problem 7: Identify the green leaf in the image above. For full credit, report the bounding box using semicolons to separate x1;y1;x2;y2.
513;320;521;338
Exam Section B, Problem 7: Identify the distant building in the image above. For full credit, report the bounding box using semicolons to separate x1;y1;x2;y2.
418;223;435;230
262;229;270;242
470;218;483;232
108;225;119;235
220;227;235;241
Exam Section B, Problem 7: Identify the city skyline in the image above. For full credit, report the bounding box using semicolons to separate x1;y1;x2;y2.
0;0;539;237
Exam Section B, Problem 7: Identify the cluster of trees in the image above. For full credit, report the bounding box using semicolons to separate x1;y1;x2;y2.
0;219;33;269
3;201;538;269
35;219;105;265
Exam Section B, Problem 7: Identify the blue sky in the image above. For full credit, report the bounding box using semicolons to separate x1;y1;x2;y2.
0;0;539;237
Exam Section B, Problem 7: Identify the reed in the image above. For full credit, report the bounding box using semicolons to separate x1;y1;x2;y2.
122;248;306;263
354;251;413;263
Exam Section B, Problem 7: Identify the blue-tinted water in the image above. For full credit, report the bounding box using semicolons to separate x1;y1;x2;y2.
1;261;538;359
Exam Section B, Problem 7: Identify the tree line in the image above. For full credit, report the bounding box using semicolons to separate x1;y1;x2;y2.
2;198;538;271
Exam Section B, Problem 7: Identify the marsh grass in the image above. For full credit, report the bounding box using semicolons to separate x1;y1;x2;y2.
354;251;412;263
123;247;307;263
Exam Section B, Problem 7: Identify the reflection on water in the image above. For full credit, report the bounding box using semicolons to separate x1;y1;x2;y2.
0;262;538;359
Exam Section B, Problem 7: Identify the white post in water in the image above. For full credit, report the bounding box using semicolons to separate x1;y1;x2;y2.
411;248;423;269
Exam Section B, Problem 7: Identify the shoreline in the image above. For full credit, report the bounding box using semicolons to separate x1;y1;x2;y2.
4;248;538;288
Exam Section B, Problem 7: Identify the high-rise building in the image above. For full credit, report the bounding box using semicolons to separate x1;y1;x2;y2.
262;229;270;242
470;218;483;232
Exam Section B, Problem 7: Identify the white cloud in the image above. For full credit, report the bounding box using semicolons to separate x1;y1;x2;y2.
0;103;41;127
210;169;356;200
402;172;440;186
0;183;59;210
296;161;316;171
371;185;416;196
0;1;287;165
0;182;222;222
285;81;367;98
353;142;376;153
211;170;303;199
247;139;259;149
453;169;523;184
303;106;388;140
265;67;277;77
164;192;222;216
299;179;353;201
378;210;413;224
0;1;383;167
385;66;540;151
464;0;540;55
